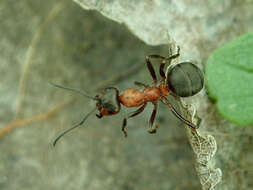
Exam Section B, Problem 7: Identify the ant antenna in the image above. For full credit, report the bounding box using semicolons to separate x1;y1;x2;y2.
50;82;97;100
53;107;97;146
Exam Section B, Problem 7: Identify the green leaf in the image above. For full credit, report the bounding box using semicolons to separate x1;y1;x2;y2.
205;32;253;126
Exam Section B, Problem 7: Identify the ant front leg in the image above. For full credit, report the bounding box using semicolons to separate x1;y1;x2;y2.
148;102;159;134
122;103;147;137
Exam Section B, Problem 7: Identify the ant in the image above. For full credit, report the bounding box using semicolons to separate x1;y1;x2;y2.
51;46;204;146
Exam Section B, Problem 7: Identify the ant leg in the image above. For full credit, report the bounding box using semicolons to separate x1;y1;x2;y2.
148;102;158;134
146;56;158;84
134;81;149;88
148;124;159;134
148;46;181;82
161;97;198;129
147;55;166;81
122;103;147;137
160;59;166;82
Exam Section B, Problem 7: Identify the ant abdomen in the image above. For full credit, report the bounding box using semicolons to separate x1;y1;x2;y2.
166;62;204;97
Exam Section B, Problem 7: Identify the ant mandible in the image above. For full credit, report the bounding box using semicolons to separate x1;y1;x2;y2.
51;46;204;146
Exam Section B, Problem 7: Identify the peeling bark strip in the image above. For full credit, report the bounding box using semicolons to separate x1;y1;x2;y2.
179;99;222;190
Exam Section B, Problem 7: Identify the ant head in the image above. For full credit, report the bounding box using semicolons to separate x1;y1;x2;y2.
50;83;121;146
95;87;120;117
50;82;120;118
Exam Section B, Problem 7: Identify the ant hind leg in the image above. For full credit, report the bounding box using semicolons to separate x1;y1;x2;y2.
146;54;167;82
145;55;158;84
161;97;198;130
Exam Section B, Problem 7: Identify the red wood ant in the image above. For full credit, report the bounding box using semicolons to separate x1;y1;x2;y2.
51;46;204;146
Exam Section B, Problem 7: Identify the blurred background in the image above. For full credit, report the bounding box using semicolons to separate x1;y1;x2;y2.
1;0;253;190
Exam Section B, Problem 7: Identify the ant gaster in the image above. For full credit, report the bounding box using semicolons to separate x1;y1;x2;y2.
51;46;204;146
